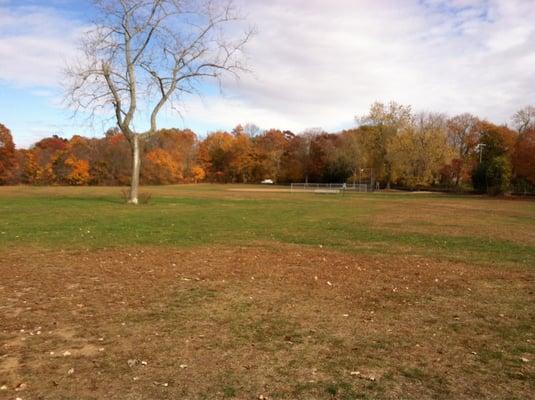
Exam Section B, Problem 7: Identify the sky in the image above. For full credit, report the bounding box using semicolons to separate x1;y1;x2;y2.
1;0;534;148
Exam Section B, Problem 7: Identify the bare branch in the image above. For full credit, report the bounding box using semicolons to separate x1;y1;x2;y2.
64;0;254;203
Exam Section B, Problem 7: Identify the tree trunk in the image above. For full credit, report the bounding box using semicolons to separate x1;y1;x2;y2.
129;135;141;204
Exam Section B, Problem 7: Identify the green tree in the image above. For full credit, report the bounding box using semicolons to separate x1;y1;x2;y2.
472;122;515;195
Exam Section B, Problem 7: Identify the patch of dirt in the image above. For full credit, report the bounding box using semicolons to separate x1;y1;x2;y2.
0;356;20;373
59;344;103;358
53;327;78;341
0;355;21;384
0;245;533;399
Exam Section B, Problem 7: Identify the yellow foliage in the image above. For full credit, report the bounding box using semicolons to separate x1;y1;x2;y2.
65;156;91;185
191;165;206;183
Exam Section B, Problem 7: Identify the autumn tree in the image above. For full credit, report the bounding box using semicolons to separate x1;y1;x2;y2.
144;129;198;181
26;135;68;184
0;124;18;185
308;133;352;183
472;122;516;195
88;129;131;185
512;128;535;191
279;132;309;183
50;151;72;183
358;102;413;187
229;125;254;183
196;127;255;183
279;131;317;183
198;131;235;182
142;148;182;184
251;129;289;182
389;113;452;188
65;157;91;185
65;0;253;203
337;129;366;185
445;113;480;186
16;150;38;184
191;165;206;183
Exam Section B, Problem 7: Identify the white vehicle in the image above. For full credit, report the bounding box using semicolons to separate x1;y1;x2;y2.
261;179;274;184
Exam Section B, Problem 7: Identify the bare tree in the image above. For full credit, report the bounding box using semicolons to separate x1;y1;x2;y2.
512;106;535;133
65;0;253;203
447;114;479;158
243;123;262;137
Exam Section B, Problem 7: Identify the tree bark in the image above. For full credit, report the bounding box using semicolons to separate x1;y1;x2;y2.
129;135;141;204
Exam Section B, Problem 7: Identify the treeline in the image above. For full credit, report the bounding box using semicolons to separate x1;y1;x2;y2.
1;102;534;194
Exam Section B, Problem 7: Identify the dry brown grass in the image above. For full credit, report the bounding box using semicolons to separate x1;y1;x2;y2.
371;198;535;247
1;245;533;399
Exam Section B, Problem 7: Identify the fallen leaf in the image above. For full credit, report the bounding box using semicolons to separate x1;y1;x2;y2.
15;383;27;391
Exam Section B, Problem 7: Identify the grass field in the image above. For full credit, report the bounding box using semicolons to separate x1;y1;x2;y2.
1;185;534;399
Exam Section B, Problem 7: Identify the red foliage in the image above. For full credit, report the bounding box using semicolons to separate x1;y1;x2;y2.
34;135;68;152
1;111;533;192
513;128;535;185
0;124;18;184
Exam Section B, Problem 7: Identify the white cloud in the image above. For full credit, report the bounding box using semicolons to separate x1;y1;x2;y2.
1;0;535;142
181;0;535;132
0;4;84;87
177;95;343;133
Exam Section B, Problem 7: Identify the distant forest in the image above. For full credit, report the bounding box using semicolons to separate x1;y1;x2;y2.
1;103;534;194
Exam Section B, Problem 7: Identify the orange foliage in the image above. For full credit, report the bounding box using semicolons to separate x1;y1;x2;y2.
142;148;182;184
3;104;535;193
35;162;55;185
0;123;18;184
191;165;206;183
65;156;91;185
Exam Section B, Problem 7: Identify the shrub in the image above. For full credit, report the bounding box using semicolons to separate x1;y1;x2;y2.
472;155;511;195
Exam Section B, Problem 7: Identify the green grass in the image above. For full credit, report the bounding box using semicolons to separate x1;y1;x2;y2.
1;184;534;267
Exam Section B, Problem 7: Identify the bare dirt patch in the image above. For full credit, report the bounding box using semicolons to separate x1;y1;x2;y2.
0;245;533;399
